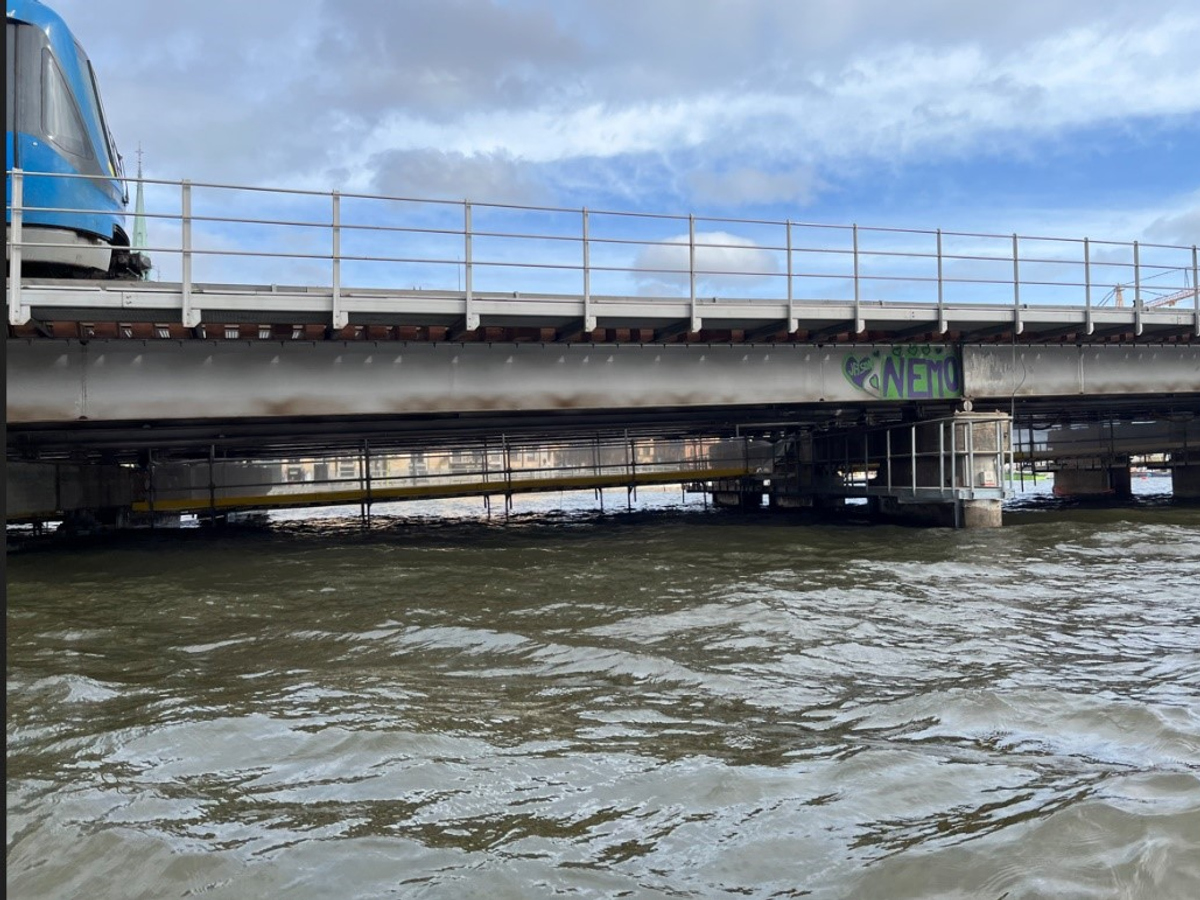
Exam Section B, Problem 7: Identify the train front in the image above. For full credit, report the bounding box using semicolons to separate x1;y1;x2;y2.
6;0;142;278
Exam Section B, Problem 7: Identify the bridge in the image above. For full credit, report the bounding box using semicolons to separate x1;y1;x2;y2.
7;171;1200;529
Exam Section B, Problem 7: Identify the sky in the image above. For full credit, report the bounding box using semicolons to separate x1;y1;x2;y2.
41;0;1200;290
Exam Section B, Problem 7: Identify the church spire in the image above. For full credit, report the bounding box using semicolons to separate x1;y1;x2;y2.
131;144;148;255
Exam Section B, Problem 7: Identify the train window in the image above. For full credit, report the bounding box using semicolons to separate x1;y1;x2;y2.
41;49;93;160
75;41;121;178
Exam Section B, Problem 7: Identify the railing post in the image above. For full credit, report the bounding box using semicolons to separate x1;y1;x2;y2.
464;201;478;331
885;427;892;492
936;228;946;333
207;444;217;523
1012;233;1022;335
181;180;198;328
1084;237;1094;335
863;430;869;495
361;439;372;527
950;420;958;491
853;223;864;333
331;189;346;330
996;418;1005;497
689;214;700;333
502;434;512;509
582;207;595;332
1133;240;1143;336
966;420;976;499
938;421;946;495
1193;245;1199;336
910;422;917;496
786;219;797;333
1133;240;1141;305
8;168;27;326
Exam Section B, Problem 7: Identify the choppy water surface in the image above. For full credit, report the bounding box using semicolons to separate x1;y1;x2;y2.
7;490;1200;899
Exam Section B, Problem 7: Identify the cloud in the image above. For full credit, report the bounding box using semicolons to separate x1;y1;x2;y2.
43;0;1200;237
684;167;827;209
1144;201;1200;248
366;149;553;205
633;232;781;296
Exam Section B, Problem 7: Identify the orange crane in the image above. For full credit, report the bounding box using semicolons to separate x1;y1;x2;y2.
1113;284;1197;307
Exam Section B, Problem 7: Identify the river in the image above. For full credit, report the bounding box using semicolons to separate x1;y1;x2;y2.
7;483;1200;899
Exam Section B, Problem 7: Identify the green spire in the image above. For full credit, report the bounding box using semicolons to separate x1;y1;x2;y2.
132;144;147;252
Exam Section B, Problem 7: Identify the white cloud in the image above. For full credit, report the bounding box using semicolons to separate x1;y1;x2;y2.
349;13;1200;171
42;0;1200;238
633;232;781;295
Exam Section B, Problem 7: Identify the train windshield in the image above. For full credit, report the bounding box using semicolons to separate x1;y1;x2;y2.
74;41;121;178
42;49;93;159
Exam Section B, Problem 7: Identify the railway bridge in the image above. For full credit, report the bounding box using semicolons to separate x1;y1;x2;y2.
7;174;1200;529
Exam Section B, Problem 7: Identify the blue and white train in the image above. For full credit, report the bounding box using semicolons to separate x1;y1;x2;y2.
6;0;147;277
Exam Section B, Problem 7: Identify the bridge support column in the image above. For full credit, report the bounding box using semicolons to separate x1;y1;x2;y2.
712;477;765;510
1171;456;1200;500
813;411;1010;528
6;461;141;530
708;438;772;510
872;495;1003;528
1051;464;1133;499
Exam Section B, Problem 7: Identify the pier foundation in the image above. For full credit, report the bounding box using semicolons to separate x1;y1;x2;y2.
712;478;765;509
1052;464;1133;498
6;461;141;524
1171;460;1200;500
799;411;1010;528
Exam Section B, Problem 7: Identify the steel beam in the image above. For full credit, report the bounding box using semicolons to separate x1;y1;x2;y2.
7;339;884;425
964;345;1200;399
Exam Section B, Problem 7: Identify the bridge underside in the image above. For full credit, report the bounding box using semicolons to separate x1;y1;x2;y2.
6;340;1199;460
7;339;1199;528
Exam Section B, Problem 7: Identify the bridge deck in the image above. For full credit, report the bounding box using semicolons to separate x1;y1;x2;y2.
11;279;1199;344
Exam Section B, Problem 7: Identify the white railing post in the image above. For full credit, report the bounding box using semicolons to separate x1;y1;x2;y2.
582;207;595;332
996;418;1006;497
181;180;198;328
331;189;346;330
1133;240;1141;305
950;421;958;491
1012;233;1022;335
464;201;478;331
1193;245;1199;336
938;421;945;495
689;214;700;333
853;223;864;333
1133;240;1143;336
936;228;946;333
886;427;892;491
785;220;797;333
910;422;917;495
1084;237;1094;335
8;168;27;326
966;420;976;499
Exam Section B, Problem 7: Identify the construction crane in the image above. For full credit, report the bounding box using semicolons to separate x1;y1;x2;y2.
1112;284;1198;308
1146;286;1198;308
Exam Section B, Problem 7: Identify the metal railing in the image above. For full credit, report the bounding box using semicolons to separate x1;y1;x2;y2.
132;433;766;517
811;413;1014;504
7;168;1199;330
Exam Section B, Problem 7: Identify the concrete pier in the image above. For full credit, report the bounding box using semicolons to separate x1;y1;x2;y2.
1171;459;1200;500
1052;465;1133;499
763;412;1010;528
712;477;765;510
7;461;141;522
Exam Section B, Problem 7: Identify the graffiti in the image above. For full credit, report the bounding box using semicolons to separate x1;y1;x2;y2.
843;345;962;400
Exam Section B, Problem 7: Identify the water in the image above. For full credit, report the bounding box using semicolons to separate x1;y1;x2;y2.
7;486;1200;899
